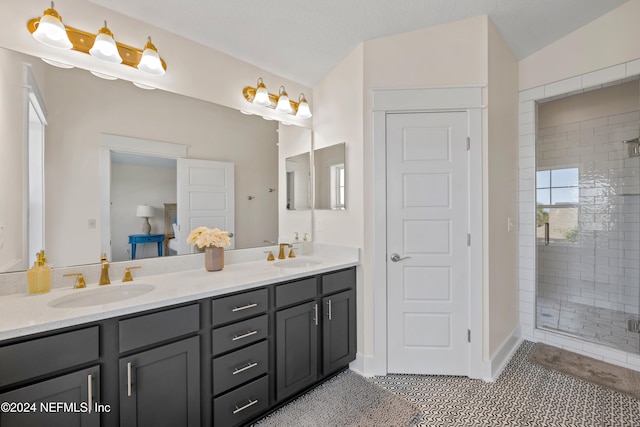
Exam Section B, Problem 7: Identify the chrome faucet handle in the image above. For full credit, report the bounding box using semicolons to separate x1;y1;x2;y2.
123;266;142;282
64;273;86;289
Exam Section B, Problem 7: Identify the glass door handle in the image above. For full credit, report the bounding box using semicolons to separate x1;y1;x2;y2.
544;223;550;246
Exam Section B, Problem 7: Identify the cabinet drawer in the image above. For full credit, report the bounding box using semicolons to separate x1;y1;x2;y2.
213;375;269;427
212;288;268;326
212;314;268;356
322;268;355;295
275;277;317;307
213;340;268;395
0;326;99;387
119;304;199;353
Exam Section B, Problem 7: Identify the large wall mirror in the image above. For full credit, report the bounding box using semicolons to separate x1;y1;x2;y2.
0;47;312;273
314;142;346;210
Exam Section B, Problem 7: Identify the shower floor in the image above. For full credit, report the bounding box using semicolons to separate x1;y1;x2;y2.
537;296;639;354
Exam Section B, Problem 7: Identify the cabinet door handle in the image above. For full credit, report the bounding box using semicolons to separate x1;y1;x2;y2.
233;399;258;414
232;303;258;312
232;362;258;375
327;300;332;321
127;362;133;397
313;303;319;326
87;374;93;414
232;330;258;341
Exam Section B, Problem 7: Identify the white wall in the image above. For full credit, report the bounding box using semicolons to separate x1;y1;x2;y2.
486;20;520;359
43;65;278;267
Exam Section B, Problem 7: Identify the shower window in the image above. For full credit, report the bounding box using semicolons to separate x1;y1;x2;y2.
536;168;579;243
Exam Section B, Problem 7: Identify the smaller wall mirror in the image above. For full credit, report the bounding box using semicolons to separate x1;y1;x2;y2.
314;142;346;210
285;152;312;210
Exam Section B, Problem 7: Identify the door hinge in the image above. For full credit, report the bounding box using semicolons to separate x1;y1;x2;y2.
467;234;471;246
629;319;640;333
467;137;471;150
467;329;471;342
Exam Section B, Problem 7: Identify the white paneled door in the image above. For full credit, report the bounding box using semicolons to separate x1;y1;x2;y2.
386;112;469;375
177;158;235;254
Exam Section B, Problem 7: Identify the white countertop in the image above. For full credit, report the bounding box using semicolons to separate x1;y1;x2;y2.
0;254;358;341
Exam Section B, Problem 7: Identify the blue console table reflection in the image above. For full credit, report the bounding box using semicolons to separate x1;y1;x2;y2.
128;234;165;259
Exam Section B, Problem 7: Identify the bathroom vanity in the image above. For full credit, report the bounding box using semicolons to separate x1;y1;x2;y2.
0;254;357;427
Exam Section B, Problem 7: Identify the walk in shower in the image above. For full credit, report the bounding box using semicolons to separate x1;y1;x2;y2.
535;78;640;354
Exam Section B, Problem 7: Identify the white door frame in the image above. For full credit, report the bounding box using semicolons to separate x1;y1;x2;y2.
371;86;484;379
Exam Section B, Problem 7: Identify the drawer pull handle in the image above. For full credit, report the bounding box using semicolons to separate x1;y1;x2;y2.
232;362;258;375
232;330;258;341
232;303;258;312
233;399;258;414
127;362;133;397
87;374;93;414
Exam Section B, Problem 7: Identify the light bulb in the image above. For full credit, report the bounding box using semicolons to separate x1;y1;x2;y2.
32;3;72;49
296;93;312;118
275;86;293;114
253;78;271;106
137;37;165;76
89;22;122;63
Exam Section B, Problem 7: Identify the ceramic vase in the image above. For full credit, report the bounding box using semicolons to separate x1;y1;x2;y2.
204;246;224;271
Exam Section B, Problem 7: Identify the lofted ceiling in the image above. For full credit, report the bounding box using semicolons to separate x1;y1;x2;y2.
89;0;629;87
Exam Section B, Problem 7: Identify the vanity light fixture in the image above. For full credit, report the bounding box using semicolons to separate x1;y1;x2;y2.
253;78;271;106
89;21;122;64
137;37;165;76
242;78;312;119
275;86;293;114
31;2;73;49
28;3;167;76
296;93;312;118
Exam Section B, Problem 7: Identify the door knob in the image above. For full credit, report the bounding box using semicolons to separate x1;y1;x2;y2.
390;253;410;262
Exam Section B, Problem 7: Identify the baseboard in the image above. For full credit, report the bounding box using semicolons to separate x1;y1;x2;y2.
483;325;522;382
350;352;381;377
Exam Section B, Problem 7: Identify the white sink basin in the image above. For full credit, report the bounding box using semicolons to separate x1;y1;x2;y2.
273;259;322;268
48;284;156;308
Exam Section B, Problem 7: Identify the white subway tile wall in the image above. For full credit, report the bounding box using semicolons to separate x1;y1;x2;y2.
519;61;640;369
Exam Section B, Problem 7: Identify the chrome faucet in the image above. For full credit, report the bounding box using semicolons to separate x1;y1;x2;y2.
99;254;111;285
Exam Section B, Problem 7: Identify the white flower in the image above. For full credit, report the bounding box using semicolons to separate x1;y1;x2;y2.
186;227;231;249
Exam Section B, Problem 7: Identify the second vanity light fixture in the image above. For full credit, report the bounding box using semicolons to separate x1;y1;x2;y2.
28;2;167;76
243;78;312;119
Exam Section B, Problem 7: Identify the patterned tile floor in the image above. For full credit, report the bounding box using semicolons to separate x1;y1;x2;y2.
373;341;640;426
537;297;639;353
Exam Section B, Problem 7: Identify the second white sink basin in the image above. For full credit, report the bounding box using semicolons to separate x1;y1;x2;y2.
273;259;322;268
48;284;156;308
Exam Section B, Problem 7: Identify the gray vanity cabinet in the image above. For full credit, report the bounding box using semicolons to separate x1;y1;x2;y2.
119;336;200;427
274;269;356;403
117;304;201;427
0;326;101;427
275;300;319;400
0;365;100;427
321;290;356;375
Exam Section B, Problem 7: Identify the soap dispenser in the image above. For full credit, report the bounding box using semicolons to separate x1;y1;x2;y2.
28;250;51;295
302;233;312;256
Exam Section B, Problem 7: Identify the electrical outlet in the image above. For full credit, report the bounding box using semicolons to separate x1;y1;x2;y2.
507;218;515;232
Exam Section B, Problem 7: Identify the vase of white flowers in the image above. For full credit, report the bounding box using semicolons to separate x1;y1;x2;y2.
186;227;231;271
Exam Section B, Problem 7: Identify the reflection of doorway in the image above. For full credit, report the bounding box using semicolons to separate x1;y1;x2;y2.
110;153;177;261
99;134;188;260
26;67;47;268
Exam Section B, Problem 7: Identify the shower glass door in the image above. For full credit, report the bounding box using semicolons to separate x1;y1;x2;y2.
535;79;640;355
